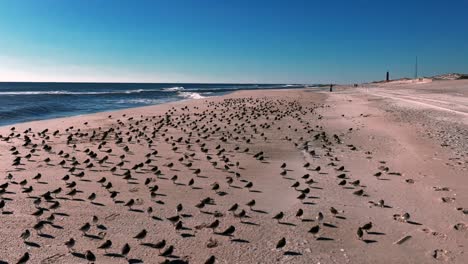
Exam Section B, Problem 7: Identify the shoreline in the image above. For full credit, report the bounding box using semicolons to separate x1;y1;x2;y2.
0;83;466;263
0;86;317;128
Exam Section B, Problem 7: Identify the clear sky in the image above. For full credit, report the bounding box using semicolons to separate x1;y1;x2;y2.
0;0;467;84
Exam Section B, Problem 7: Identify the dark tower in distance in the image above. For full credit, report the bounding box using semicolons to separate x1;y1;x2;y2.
386;71;390;82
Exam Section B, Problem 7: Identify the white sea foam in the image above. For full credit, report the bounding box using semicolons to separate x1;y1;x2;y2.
0;89;162;95
177;92;205;99
115;99;168;104
162;86;185;92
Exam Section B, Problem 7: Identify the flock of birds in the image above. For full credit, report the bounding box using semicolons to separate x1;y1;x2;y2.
0;96;412;263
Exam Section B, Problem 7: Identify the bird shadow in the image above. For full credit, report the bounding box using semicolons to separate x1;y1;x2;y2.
128;259;144;264
316;237;334;241
71;252;86;259
84;234;103;240
38;233;55;239
363;239;378;244
91;202;105;207
335;216;346;220
54;212;70;217
241;221;259;226
129;209;144;213
231;238;250;243
310;186;323;190
279;222;296;227
24;241;41;248
1;211;13;215
323;223;338;228
367;231;385;235
251;209;268;214
140;243;162;248
407;221;422;225
284;251;302;256
181;233;195;238
302;202;316;205
250;190;262;193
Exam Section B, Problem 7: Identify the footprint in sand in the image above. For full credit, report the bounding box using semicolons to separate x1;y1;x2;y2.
433;186;451;191
431;249;452;261
453;223;467;231
421;228;447;239
441;197;455;203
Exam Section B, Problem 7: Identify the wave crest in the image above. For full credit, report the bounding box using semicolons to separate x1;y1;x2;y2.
177;92;205;99
162;86;184;92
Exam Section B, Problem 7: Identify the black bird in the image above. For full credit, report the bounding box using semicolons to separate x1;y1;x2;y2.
361;222;373;233
124;199;135;210
357;227;364;240
98;240;112;252
309;225;320;238
65;238;75;252
353;189;364;196
20;229;31;241
207;219;220;233
16;252;30;264
160;245;174;257
134;229;147;240
227;203;239;214
273;212;284;223
246;199;256;210
295;208;304;219
121;243;131;258
204;255;216;264
276;237;286;249
80;222;91;235
85;250;96;262
220;225;236;236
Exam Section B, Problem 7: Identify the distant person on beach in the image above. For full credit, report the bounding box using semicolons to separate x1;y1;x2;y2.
329;84;333;92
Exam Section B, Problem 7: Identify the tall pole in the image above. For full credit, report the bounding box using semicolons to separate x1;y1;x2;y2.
415;56;418;79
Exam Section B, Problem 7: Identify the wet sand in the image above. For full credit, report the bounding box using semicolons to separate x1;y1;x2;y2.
0;80;467;263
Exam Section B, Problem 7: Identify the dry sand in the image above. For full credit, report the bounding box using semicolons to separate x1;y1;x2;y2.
0;80;467;264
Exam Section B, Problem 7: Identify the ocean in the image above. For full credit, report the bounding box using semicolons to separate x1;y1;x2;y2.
0;82;307;126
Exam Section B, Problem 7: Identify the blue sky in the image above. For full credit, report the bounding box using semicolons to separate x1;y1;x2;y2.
0;0;467;83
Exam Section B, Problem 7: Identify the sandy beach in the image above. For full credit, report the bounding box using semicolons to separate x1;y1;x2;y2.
1;80;467;264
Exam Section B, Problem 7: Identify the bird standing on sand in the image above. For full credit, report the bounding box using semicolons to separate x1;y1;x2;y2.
80;223;91;235
246;199;256;210
204;255;216;264
276;237;286;250
357;227;364;240
361;222;373;233
273;212;284;223
16;252;30;264
208;219;220;233
309;225;320;238
221;225;236;236
121;243;131;259
65;238;75;252
98;240;112;252
160;245;174;257
85;250;96;262
20;229;31;241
